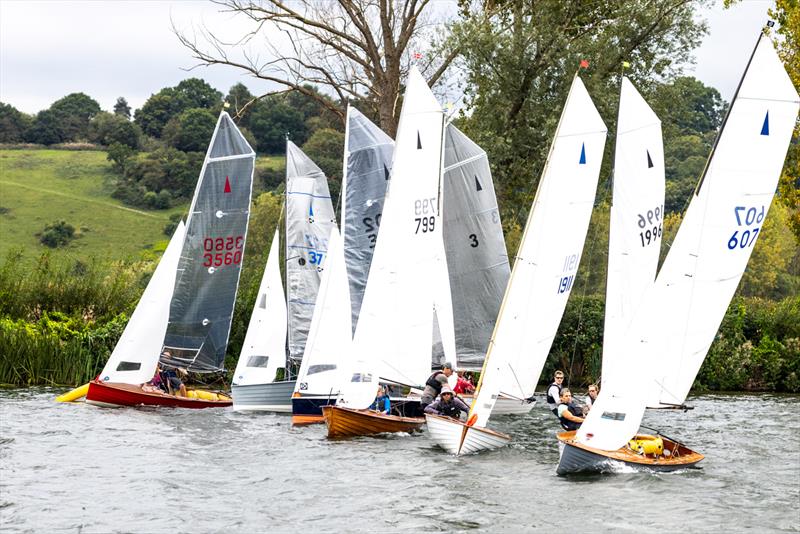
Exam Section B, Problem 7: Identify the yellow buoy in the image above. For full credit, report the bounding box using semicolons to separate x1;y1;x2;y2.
55;383;90;403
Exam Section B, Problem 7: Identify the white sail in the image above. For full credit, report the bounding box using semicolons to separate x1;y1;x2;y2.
469;76;607;427
285;141;337;365
349;66;445;397
575;78;665;451
601;77;665;390
99;221;186;385
340;106;393;333
644;35;799;407
293;227;352;396
578;34;799;451
232;230;287;386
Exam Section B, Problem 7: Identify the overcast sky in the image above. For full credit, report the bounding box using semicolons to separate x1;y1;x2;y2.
0;0;775;115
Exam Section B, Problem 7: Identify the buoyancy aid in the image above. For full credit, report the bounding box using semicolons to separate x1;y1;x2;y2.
440;400;462;419
546;382;563;405
558;401;583;431
425;371;445;393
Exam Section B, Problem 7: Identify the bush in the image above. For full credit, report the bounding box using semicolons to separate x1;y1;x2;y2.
39;221;76;248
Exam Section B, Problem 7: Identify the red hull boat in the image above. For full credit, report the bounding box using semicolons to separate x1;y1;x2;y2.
85;380;231;409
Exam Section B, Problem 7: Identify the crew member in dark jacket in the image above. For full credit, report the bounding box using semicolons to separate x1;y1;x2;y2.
557;388;585;430
423;385;470;420
420;362;453;409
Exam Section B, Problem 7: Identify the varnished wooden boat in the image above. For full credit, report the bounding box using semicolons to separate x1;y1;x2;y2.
556;430;704;475
321;405;424;438
85;380;232;409
425;413;511;455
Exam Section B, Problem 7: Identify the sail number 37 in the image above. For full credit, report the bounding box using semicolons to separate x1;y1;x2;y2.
728;206;764;249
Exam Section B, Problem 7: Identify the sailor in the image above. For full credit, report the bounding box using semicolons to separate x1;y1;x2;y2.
423;385;470;420
546;370;565;415
368;385;391;415
420;362;453;409
557;388;585;431
159;350;187;397
585;384;599;409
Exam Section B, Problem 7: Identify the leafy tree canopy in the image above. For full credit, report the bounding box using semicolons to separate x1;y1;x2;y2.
0;102;32;143
134;78;222;138
162;107;217;152
113;97;131;119
88;112;141;149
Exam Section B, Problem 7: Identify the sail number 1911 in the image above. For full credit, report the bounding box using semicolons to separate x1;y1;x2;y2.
728;205;764;250
557;253;580;294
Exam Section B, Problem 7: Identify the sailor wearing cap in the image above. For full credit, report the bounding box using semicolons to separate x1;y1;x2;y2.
423;384;470;420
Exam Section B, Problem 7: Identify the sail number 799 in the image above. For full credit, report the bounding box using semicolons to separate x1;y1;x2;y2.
414;197;436;234
727;205;764;250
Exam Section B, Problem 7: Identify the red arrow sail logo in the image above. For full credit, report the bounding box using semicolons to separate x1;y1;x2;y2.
224;176;232;193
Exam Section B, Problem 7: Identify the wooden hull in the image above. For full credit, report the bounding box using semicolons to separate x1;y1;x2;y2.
556;431;704;475
231;380;295;412
86;380;231;409
321;406;424;438
425;414;511;455
292;394;337;425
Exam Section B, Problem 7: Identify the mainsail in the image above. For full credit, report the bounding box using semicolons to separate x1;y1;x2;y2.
161;112;255;373
469;76;607;427
575;78;666;450
285;141;337;365
441;124;510;369
340;106;393;333
293;227;353;396
232;230;287;386
348;66;446;395
578;33;799;451
98;221;186;385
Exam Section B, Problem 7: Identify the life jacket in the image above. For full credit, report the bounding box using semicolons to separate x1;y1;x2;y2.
546;381;563;405
440;399;462;419
558;401;583;431
425;371;445;394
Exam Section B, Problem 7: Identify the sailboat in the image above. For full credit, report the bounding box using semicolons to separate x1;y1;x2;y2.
231;141;336;412
230;230;288;411
321;66;449;438
289;106;393;422
86;111;255;408
426;74;608;453
557;31;800;474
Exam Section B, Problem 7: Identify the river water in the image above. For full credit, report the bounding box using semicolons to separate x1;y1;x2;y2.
0;389;798;533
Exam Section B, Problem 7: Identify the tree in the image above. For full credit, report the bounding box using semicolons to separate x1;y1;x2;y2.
113;97;132;119
48;92;101;141
249;97;308;153
225;83;255;128
176;0;458;136
107;142;136;174
134;78;222;137
302;127;345;200
26;109;66;145
453;0;708;224
88;112;141;148
0;103;32;143
162;108;217;152
39;221;76;248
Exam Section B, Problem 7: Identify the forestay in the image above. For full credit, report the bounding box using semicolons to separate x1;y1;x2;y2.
99;221;186;385
340;106;393;333
640;34;800;408
285;141;337;364
576;79;665;451
441;124;510;370
349;66;446;396
293;227;352;396
469;76;607;428
232;230;287;386
161;112;255;373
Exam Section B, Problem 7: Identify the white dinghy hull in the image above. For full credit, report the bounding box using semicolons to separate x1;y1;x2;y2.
425;414;511;455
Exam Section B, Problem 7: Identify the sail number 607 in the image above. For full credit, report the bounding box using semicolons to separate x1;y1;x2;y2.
727;205;764;250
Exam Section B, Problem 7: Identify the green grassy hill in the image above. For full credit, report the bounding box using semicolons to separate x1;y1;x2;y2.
0;149;285;265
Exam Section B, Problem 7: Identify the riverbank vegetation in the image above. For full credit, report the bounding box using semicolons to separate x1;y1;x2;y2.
0;1;797;392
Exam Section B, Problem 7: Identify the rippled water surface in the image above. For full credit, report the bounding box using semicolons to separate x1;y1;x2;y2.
1;390;798;533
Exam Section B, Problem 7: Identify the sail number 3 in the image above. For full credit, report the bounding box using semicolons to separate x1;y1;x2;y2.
202;235;244;267
414;197;436;234
728;206;764;249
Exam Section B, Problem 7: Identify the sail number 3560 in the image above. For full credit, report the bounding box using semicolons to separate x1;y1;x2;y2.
728;206;764;249
202;235;244;267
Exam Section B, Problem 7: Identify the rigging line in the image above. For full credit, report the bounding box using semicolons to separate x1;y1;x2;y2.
566;172;612;389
